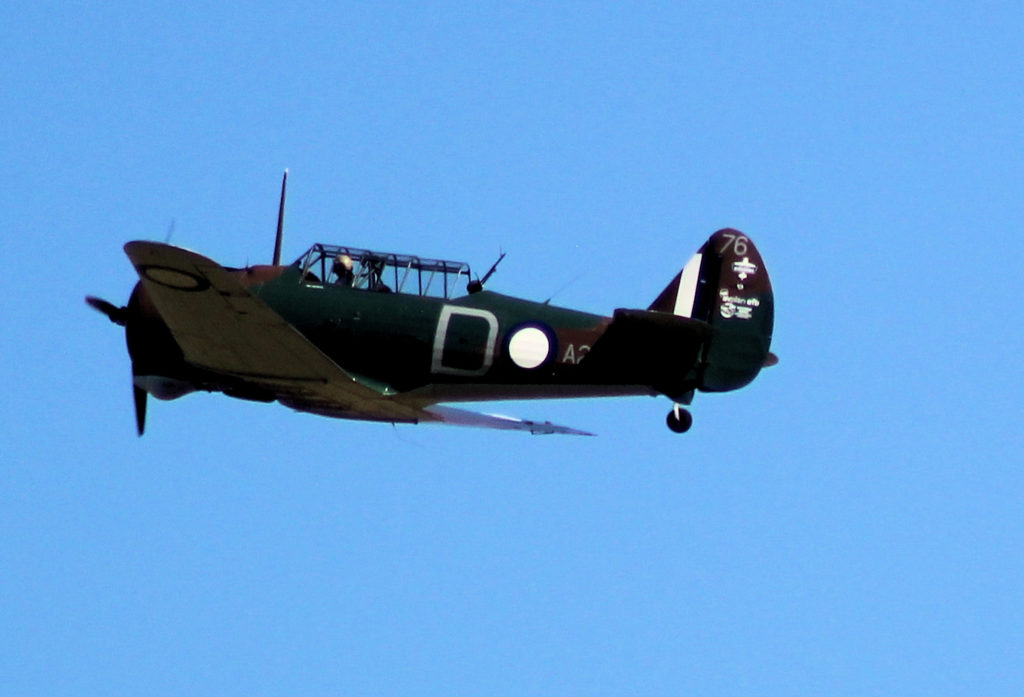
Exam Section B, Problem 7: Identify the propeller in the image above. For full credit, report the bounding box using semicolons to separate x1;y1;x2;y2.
87;295;148;435
133;383;147;436
85;295;127;325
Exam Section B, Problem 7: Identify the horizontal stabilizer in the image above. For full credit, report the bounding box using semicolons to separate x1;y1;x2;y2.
581;308;713;399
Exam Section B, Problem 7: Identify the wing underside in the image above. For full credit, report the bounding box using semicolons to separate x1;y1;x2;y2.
123;242;591;435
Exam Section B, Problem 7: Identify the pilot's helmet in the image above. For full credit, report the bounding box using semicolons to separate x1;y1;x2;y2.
334;254;354;274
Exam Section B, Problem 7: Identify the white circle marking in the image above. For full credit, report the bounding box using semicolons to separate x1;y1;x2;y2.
508;327;550;369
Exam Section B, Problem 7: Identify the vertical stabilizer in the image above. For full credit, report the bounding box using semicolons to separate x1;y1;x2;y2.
650;229;774;392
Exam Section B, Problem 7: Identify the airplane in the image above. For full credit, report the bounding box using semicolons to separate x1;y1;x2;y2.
87;173;776;437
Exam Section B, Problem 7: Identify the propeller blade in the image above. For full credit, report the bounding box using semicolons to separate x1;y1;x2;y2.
133;384;147;436
85;296;127;326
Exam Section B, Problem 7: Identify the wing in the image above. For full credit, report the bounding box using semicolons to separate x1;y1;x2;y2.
124;242;594;435
423;405;594;436
124;241;423;423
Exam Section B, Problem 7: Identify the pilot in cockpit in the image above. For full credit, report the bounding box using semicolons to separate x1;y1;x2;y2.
333;254;354;286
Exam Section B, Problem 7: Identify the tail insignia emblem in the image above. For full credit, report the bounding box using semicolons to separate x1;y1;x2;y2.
732;257;758;280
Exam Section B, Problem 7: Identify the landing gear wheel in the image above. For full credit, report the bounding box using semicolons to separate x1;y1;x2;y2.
666;406;693;434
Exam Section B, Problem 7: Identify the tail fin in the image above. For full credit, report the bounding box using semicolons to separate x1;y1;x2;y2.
650;229;774;392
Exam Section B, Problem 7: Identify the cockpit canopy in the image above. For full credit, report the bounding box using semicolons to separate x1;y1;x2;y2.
293;244;473;299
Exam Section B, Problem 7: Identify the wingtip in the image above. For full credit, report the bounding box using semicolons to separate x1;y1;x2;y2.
529;421;596;436
423;405;593;436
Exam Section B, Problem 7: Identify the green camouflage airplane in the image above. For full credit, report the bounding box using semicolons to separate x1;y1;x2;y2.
87;175;776;436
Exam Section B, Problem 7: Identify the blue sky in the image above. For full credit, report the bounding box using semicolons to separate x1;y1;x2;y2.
2;2;1022;695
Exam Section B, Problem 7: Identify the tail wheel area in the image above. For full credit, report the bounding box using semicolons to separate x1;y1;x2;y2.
666;404;693;434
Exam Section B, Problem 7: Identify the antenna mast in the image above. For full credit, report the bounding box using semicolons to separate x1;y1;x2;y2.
272;169;288;265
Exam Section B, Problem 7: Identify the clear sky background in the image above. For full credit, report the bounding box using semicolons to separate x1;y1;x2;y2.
2;2;1022;695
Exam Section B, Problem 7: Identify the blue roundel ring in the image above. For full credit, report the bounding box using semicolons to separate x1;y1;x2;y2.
504;322;557;370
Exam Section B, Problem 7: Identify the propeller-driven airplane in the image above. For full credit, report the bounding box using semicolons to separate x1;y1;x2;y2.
87;173;775;436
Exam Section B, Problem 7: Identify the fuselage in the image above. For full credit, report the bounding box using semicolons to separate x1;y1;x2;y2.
126;263;660;404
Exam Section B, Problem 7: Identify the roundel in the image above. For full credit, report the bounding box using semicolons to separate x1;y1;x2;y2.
140;265;210;291
507;324;554;369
